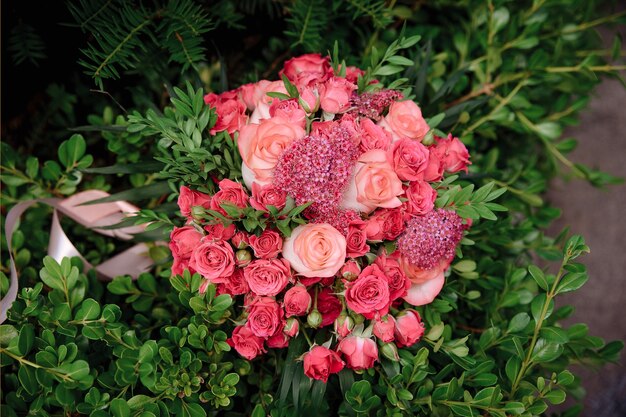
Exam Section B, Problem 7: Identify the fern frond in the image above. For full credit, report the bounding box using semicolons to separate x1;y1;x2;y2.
160;0;213;72
344;0;393;29
66;0;116;32
77;2;157;88
8;23;46;66
285;0;329;52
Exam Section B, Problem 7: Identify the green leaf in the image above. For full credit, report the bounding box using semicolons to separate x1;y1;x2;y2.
58;134;87;168
528;265;548;291
17;324;35;355
0;325;18;347
505;356;521;383
75;298;101;321
507;313;530;333
503;402;525;415
539;327;569;343
18;366;38;395
544;389;566;404
556;272;588;294
110;399;131;417
532;339;563;363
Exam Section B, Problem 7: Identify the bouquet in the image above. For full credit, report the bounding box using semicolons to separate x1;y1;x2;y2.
169;51;496;381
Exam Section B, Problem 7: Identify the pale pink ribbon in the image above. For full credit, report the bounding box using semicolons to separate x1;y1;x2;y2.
1;190;156;323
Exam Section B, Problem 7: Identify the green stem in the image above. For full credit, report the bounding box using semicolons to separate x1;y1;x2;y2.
0;348;74;382
510;258;568;396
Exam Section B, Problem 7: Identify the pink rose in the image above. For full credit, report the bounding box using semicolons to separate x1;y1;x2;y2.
344;265;390;319
204;223;236;241
341;65;365;84
283;317;299;337
246;296;284;338
267;330;290;349
319;77;357;114
206;96;248;135
373;316;396;343
316;287;342;327
404;181;436;216
220;268;249;296
400;256;448;306
249;80;288;123
433;134;471;173
210;179;248;216
342;150;404;214
249;229;283;259
379;100;429;141
270;98;307;128
337;335;378;370
282;223;347;278
346;220;370;258
389;138;430;181
359;118;392;152
238;117;306;186
394;310;425;348
423;148;444;182
239;81;270;111
244;258;291;296
169;226;203;259
231;231;250;249
189;240;235;283
299;86;320;113
177;186;211;218
250;182;287;212
339;260;361;281
281;53;332;87
374;254;411;302
334;315;354;338
283;284;312;317
302;346;344;382
364;208;406;241
228;325;266;360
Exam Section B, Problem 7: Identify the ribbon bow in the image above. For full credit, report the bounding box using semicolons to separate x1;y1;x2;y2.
1;190;157;323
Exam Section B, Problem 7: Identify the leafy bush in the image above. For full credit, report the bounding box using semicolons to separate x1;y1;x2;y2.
1;0;624;416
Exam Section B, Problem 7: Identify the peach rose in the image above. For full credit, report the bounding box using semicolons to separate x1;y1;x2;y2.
400;257;448;306
282;223;347;277
249;80;288;123
238;116;306;187
379;100;429;142
341;150;404;214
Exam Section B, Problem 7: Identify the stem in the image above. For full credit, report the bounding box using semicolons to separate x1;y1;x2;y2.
463;78;527;134
0;348;74;381
510;258;568;396
302;329;314;347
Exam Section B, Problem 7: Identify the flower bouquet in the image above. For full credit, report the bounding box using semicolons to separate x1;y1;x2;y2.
168;47;503;383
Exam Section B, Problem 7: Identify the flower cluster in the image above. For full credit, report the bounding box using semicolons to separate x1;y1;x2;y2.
170;53;471;382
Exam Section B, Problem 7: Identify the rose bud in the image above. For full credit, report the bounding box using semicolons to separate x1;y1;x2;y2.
394;310;426;348
339;261;361;281
336;335;378;370
267;330;290;349
284;317;300;337
350;312;365;325
380;342;400;361
373;316;396;343
236;249;252;267
307;309;323;328
302;346;344;382
232;231;250;249
334;314;354;338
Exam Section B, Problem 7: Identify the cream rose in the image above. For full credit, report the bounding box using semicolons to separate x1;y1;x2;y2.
282;223;347;277
341;150;404;213
238;116;306;187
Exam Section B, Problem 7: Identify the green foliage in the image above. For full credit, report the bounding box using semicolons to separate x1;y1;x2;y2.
8;23;46;66
69;0;239;88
